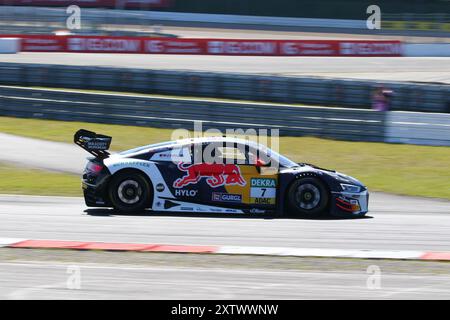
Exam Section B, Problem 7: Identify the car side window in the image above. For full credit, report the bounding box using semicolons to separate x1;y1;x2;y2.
201;142;244;165
246;146;270;166
150;146;192;163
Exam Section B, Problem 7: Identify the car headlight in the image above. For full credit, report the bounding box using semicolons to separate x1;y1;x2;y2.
340;183;361;193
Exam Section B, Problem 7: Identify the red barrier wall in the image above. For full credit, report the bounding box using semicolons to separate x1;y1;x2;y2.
3;35;403;56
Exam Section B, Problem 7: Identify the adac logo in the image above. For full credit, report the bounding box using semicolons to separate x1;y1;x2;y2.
174;163;246;188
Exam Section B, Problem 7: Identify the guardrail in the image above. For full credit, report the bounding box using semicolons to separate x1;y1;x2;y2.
0;63;448;113
1;86;449;146
0;85;387;142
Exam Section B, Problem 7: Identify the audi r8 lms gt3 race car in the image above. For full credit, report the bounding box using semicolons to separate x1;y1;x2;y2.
74;129;369;218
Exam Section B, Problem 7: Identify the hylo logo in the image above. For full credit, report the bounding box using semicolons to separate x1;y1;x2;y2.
175;189;198;197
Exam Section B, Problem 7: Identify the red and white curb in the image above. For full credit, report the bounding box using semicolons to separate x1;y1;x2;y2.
1;238;449;261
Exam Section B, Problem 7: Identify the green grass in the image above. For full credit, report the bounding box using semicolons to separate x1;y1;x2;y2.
1;116;449;199
0;162;81;196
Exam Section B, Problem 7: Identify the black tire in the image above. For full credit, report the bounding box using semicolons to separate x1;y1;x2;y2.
287;177;329;217
108;171;152;213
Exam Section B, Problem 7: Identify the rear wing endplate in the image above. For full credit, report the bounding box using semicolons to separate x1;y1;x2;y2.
74;129;112;159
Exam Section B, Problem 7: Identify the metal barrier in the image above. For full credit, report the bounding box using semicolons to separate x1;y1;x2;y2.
386;112;450;146
0;62;448;113
0;86;387;142
1;85;450;146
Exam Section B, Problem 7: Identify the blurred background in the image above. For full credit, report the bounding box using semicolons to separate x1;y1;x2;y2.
0;0;449;197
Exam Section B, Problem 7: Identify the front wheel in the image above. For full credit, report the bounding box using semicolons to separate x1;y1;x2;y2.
108;171;152;213
287;177;329;217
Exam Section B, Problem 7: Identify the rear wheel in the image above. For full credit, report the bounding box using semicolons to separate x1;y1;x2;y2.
108;171;152;213
287;177;329;217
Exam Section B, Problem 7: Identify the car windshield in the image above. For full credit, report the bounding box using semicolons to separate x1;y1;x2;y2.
250;142;298;168
266;148;299;168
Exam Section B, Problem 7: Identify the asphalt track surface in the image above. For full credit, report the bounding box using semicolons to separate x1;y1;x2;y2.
1;254;449;299
1;53;449;84
0;193;449;252
1;193;448;299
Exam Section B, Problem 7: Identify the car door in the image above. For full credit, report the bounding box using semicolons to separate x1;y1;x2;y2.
150;145;202;203
200;142;279;209
241;144;279;208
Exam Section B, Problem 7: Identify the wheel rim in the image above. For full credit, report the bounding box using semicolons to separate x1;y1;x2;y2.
117;180;142;205
294;183;321;210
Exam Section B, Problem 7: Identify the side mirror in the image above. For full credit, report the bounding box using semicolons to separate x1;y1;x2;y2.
255;158;266;167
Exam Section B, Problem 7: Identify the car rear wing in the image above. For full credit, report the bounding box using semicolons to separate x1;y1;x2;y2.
74;129;112;159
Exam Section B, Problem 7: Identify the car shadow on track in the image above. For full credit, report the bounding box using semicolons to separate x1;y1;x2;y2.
84;209;373;220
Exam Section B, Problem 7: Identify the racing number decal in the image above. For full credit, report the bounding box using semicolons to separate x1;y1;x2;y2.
250;178;277;205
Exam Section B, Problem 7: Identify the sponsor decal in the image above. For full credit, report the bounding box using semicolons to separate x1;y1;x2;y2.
250;187;276;198
174;189;198;197
249;208;266;214
339;42;402;56
280;41;338;56
150;147;191;162
144;40;204;54
155;183;165;192
20;36;66;52
208;41;277;55
212;192;242;203
68;37;141;52
11;35;402;57
174;163;246;188
112;161;151;168
251;198;276;205
250;178;276;188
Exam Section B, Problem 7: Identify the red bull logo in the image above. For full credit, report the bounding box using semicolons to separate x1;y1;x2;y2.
174;163;246;188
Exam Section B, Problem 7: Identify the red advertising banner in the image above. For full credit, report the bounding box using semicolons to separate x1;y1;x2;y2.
0;0;172;9
280;41;339;56
2;35;403;56
18;35;67;52
143;38;206;54
67;36;142;53
338;41;402;56
206;40;278;56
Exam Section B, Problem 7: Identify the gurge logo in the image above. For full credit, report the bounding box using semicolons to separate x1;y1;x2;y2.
212;192;242;203
174;163;246;188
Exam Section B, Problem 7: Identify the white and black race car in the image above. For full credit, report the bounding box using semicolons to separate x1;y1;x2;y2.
75;129;369;217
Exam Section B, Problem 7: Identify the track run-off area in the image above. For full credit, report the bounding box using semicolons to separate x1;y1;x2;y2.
0;193;449;252
0;193;449;299
1;53;449;84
